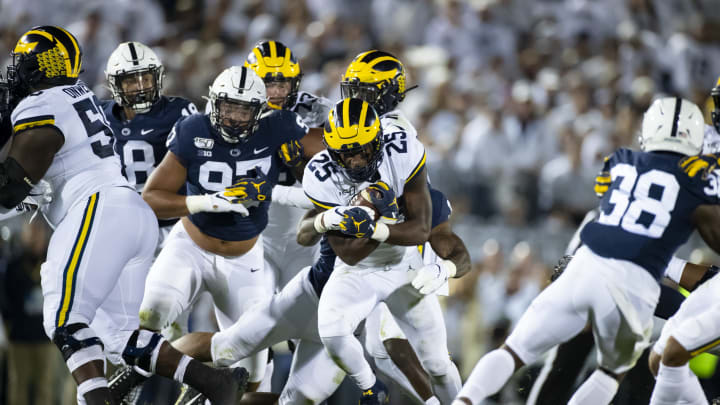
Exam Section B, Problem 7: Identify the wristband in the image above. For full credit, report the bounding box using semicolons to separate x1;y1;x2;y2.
370;222;390;242
441;259;457;278
186;195;209;214
314;212;328;234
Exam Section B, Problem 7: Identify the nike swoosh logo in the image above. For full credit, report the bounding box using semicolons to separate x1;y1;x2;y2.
141;129;154;135
250;268;260;272
254;146;269;154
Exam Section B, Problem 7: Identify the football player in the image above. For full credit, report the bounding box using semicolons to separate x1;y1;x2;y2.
244;40;332;290
337;50;467;403
138;65;308;392
170;180;467;405
453;97;720;405
300;98;461;404
527;82;720;405
1;26;248;405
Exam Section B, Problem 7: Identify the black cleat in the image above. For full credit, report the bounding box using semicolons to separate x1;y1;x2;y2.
108;365;148;404
203;367;249;405
175;384;206;405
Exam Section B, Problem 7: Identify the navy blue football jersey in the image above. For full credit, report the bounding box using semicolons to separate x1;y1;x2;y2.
168;109;307;241
102;96;198;192
308;184;452;296
581;148;720;280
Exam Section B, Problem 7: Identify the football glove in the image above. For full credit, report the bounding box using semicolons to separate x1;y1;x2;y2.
338;206;377;239
411;259;457;295
313;205;374;233
365;181;399;224
278;139;304;168
185;191;250;216
224;167;272;203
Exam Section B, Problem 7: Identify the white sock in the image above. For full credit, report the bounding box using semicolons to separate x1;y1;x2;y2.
425;397;441;405
456;348;515;402
650;363;708;405
322;335;376;390
568;369;619;405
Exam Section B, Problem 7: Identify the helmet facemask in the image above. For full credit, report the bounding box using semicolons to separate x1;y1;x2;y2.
210;95;264;143
108;66;164;113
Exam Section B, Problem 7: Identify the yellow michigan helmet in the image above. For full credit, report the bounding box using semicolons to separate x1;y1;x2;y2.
244;40;302;109
324;98;384;183
341;50;407;115
10;26;82;97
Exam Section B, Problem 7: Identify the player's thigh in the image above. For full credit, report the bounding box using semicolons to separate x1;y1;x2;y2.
279;340;345;404
505;255;591;365
317;269;383;338
41;188;157;338
211;236;274;330
139;222;206;330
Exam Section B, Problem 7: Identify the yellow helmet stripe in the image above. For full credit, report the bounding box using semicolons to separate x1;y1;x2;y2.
24;29;73;78
368;56;398;67
55;26;81;76
342;98;351;129
359;100;369;129
269;40;277;58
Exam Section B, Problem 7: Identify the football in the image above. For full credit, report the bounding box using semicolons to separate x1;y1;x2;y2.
350;187;381;220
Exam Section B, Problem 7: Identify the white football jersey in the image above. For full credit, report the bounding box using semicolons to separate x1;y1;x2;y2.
380;109;418;140
303;126;427;270
11;82;129;225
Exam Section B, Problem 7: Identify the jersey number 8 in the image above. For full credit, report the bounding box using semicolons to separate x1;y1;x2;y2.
598;163;679;238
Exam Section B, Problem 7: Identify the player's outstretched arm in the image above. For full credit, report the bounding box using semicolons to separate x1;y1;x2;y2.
428;221;472;278
0;126;63;209
693;204;720;255
383;166;431;246
142;151;190;218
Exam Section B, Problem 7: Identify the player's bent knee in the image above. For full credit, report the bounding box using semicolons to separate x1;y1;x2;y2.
662;336;692;367
138;304;172;331
52;323;106;373
122;329;166;374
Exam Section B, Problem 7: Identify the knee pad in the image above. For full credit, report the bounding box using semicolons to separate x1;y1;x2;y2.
122;329;165;374
52;323;105;373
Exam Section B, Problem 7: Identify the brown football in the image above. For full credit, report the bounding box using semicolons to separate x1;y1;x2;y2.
350;187;381;220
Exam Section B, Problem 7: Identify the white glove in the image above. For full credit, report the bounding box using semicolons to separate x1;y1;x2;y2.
313;205;375;233
411;259;457;295
186;191;250;216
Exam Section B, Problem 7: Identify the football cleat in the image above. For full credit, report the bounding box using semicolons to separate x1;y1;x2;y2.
359;378;389;405
174;384;206;405
108;365;148;404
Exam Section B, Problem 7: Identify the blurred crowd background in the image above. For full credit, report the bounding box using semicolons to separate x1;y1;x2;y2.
2;0;720;403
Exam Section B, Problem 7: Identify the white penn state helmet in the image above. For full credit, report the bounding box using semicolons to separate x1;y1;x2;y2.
208;66;267;143
640;97;704;156
105;41;164;113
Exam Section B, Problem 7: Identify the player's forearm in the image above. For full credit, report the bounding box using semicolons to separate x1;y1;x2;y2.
445;237;471;278
328;234;379;265
297;216;322;246
142;189;189;219
384;219;431;246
